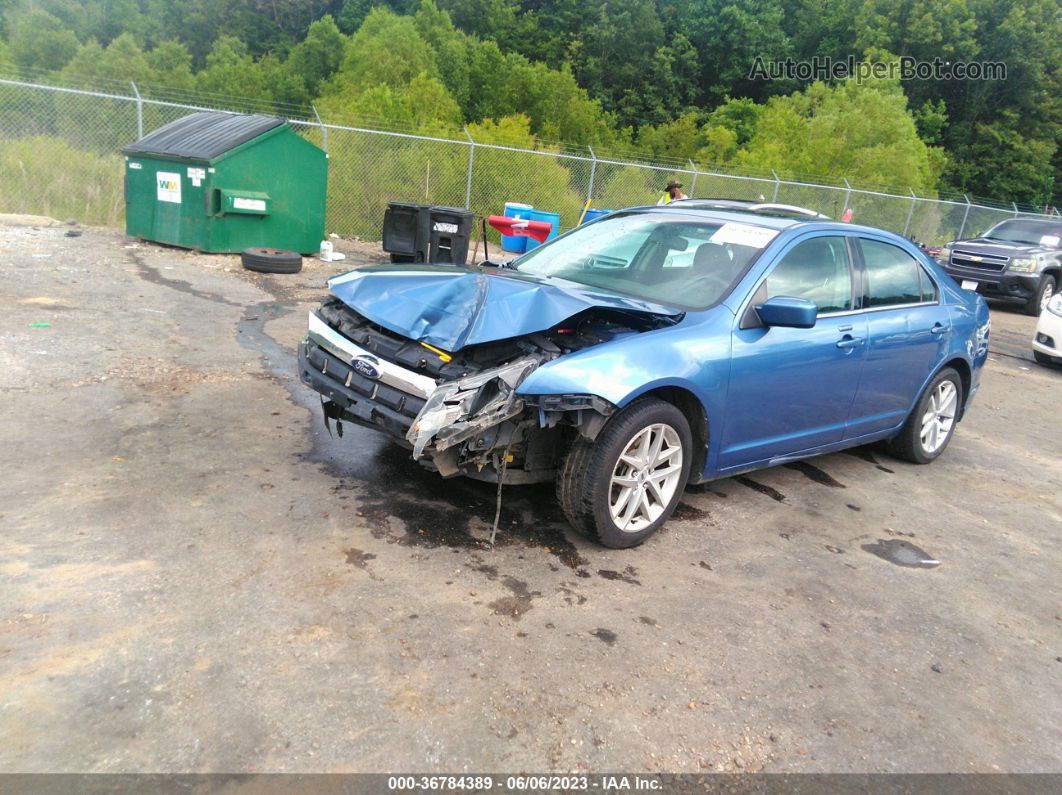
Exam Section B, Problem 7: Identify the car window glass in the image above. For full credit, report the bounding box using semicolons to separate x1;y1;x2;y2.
861;239;923;307
763;236;852;313
919;268;937;303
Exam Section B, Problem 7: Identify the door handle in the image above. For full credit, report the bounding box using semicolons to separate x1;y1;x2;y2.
930;323;946;334
836;336;864;350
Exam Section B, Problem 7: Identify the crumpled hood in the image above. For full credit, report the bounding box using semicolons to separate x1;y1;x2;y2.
327;264;682;352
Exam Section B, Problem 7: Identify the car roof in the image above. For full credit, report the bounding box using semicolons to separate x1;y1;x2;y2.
617;205;925;249
622;205;803;230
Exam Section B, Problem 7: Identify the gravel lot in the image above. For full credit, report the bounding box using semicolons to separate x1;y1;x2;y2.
1;221;1060;773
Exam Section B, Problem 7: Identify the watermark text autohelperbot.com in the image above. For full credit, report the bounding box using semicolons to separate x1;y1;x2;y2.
749;56;1007;82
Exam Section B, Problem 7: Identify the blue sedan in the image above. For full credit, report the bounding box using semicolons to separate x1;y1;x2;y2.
299;203;990;548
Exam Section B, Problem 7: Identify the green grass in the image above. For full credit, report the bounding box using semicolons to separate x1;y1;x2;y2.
0;136;125;226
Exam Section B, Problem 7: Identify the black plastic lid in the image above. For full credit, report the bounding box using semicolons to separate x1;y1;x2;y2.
123;111;284;161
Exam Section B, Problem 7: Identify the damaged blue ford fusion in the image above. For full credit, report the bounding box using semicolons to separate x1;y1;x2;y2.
299;202;990;548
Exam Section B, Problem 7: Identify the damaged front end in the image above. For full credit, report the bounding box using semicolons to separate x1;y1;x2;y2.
298;294;673;484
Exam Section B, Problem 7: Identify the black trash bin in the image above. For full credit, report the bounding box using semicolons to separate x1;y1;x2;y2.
428;206;473;264
382;202;474;264
383;201;431;263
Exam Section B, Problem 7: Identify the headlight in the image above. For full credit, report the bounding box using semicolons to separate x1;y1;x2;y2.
406;357;539;458
1047;292;1062;317
1008;257;1038;273
938;246;951;263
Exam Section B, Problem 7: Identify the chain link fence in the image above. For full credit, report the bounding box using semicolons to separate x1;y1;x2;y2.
2;76;1058;244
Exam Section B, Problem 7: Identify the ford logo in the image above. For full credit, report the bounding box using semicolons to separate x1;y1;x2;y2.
351;356;381;380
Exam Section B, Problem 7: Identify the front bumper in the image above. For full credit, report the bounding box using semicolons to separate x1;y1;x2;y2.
1033;307;1062;359
943;266;1040;302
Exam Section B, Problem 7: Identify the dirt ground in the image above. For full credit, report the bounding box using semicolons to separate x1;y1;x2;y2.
0;221;1059;774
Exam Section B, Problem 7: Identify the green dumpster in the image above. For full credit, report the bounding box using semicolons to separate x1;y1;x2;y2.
123;111;327;254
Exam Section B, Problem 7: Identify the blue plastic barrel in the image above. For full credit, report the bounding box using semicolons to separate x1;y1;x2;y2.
524;209;561;252
581;208;610;224
501;202;533;254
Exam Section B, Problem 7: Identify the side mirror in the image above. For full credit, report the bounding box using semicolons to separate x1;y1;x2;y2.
755;296;818;329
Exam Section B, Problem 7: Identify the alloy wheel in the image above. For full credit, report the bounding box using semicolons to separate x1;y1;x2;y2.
609;423;684;533
920;380;958;454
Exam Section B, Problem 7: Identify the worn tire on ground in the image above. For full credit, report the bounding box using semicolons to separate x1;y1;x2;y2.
241;248;302;274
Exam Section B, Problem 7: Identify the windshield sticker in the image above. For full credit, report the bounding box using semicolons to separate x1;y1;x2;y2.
1040;234;1060;247
710;222;777;248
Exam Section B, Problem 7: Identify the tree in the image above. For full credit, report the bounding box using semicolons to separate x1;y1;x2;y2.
8;9;80;74
679;0;793;104
146;41;197;93
195;35;274;107
735;75;942;193
275;14;346;106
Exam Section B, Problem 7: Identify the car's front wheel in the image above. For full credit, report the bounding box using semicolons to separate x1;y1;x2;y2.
886;367;962;464
1025;274;1056;316
558;398;692;548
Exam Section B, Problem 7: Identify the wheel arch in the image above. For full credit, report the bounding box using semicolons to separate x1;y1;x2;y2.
938;356;972;419
633;385;710;483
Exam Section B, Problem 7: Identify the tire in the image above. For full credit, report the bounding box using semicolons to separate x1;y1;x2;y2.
241;247;302;274
1034;350;1057;366
886;367;963;464
557;398;692;549
1024;274;1056;316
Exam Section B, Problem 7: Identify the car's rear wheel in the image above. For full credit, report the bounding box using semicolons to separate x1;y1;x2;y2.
558;398;692;548
1025;274;1056;316
886;367;962;464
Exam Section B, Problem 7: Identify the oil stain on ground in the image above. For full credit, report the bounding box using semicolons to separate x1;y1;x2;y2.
590;628;618;645
671;502;709;520
598;566;641;585
862;539;940;569
843;446;895;474
488;576;541;620
783;461;846;488
352;444;588;570
734;476;787;503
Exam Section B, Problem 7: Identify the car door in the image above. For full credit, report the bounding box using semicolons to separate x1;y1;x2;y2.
844;237;952;438
719;234;868;470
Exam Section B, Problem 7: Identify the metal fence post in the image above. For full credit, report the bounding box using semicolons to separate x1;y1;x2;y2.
957;194;971;239
771;170;780;203
1012;202;1019;217
842;178;852;214
688;159;698;196
130;81;143;139
903;188;917;237
587;146;597;204
463;127;474;211
311;104;327;152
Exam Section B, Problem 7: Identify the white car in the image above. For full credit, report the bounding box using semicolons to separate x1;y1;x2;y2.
1033;291;1062;365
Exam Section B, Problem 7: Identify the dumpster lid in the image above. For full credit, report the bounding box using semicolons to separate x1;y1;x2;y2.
123;111;285;161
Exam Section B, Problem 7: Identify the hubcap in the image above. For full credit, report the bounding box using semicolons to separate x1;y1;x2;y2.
920;380;957;454
609;423;683;533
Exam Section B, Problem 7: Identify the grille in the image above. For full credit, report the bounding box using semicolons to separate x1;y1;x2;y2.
302;340;427;430
950;250;1008;272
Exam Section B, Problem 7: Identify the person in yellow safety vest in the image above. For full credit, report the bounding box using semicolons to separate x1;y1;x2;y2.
657;180;688;205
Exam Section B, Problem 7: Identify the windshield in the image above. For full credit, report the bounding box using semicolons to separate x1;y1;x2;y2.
512;212;776;308
983;220;1062;247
